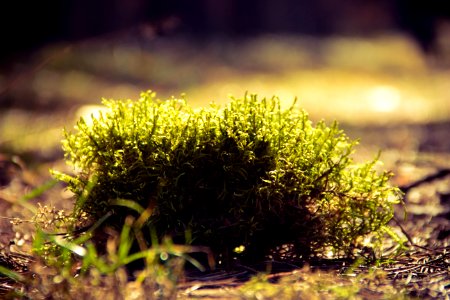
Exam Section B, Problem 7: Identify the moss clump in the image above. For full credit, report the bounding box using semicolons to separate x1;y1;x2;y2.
54;91;401;265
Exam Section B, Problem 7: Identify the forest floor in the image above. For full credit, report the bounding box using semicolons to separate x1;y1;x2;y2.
1;31;450;298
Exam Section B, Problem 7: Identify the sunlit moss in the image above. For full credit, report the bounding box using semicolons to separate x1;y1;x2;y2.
54;90;402;265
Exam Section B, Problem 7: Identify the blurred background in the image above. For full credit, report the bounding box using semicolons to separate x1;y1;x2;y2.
0;2;449;283
0;0;449;167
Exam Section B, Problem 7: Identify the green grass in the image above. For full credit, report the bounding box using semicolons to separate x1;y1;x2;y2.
1;90;410;299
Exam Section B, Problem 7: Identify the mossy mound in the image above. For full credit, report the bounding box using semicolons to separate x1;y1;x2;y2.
54;91;402;265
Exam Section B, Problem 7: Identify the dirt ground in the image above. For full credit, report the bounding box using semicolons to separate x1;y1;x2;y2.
1;32;450;298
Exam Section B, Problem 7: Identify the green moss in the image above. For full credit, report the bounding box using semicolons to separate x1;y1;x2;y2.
54;90;402;265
